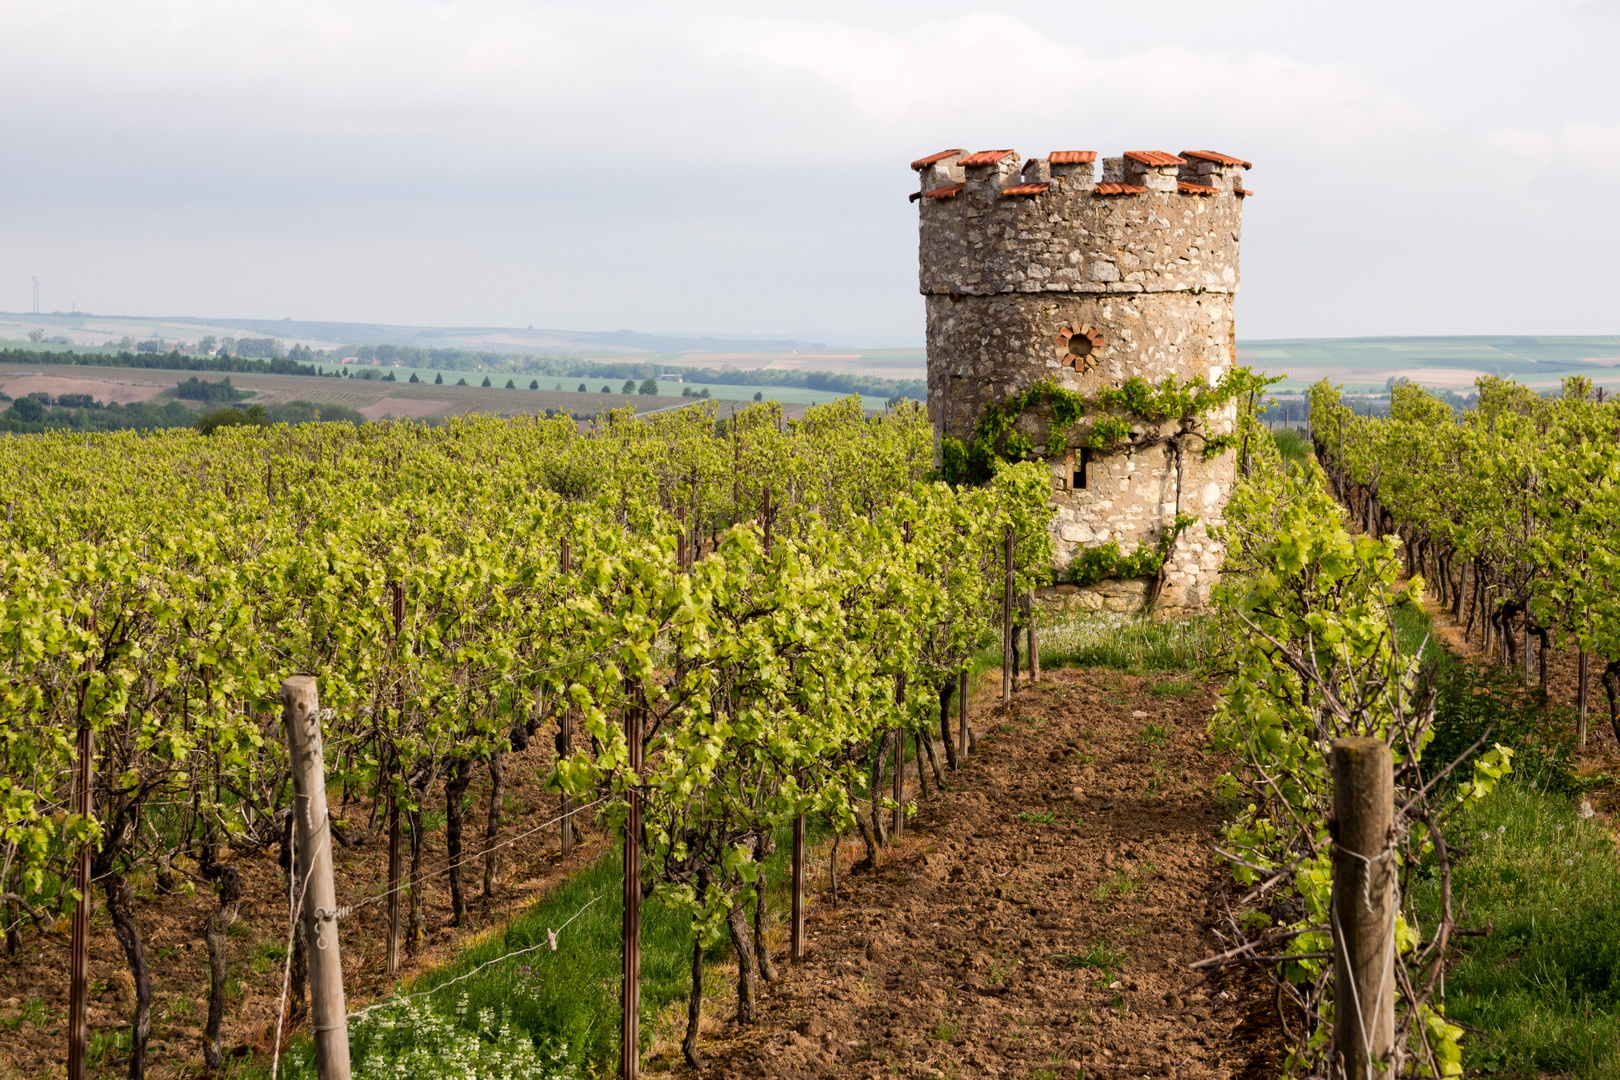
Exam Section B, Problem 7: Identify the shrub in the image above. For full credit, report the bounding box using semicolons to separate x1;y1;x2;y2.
196;404;267;434
174;376;248;403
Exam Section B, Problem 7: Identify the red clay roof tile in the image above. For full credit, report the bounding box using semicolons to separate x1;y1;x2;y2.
1000;182;1050;197
1048;151;1097;164
1094;183;1147;196
1181;150;1252;169
1237;188;1254;197
1124;151;1185;167
958;150;1016;167
910;148;966;170
921;183;965;199
1177;181;1219;195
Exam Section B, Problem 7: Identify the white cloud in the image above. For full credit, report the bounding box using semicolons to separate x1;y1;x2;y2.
711;14;1425;150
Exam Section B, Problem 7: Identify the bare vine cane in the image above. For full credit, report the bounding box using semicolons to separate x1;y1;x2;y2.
66;654;94;1080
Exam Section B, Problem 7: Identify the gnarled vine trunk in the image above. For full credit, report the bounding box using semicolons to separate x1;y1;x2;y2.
1603;660;1620;745
444;758;473;925
275;809;309;1022
938;681;958;771
726;899;758;1024
200;864;241;1070
483;748;506;897
104;875;151;1079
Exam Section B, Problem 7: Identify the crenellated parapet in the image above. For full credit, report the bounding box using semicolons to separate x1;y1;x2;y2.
914;146;1253;615
914;148;1250;301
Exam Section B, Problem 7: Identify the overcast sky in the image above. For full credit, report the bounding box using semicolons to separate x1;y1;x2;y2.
2;1;1618;342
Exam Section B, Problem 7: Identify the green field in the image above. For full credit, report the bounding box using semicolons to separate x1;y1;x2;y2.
1238;335;1620;393
0;361;891;425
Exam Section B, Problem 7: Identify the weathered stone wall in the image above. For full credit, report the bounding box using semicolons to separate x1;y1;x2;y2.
915;147;1251;614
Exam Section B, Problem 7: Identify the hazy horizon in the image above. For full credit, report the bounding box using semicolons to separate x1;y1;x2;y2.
4;1;1619;341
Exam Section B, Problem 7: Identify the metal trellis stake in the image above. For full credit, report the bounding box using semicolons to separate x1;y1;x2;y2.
66;702;93;1080
561;538;576;856
1002;528;1014;705
957;670;970;761
621;701;644;1080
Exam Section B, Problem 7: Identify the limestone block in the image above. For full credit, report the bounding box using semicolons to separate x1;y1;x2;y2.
1059;522;1096;544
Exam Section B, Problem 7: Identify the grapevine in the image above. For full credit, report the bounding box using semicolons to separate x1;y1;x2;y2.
0;397;1050;1075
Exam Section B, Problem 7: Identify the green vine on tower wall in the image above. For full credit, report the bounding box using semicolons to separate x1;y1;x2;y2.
940;367;1276;487
941;367;1280;584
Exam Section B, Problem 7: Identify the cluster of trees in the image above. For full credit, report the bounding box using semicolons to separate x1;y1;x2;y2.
195;399;367;432
0;394;200;434
0;347;319;377
345;342;924;401
173;376;250;403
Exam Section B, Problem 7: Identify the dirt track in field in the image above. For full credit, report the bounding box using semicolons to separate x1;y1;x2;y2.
677;668;1283;1080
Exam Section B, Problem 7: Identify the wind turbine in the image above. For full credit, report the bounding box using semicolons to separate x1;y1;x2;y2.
31;275;40;315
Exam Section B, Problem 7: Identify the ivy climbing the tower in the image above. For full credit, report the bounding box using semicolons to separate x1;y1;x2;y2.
940;365;1279;585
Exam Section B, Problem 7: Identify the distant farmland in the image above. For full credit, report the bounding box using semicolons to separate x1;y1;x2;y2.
1238;335;1620;393
0;361;883;423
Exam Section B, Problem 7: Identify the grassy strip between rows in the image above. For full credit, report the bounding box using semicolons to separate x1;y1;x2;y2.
269;818;839;1079
274;848;691;1079
1393;602;1620;1079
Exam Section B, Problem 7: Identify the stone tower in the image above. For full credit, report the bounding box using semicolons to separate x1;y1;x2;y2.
913;147;1252;613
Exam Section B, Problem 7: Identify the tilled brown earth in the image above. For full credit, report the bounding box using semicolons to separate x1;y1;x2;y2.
694;668;1284;1080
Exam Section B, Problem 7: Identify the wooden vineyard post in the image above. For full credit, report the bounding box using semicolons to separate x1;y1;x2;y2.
790;811;806;961
282;677;351;1080
1577;649;1589;749
387;581;404;977
957;670;969;761
560;538;576;857
1330;737;1395;1080
1002;528;1014;705
1025;592;1039;683
66;709;93;1080
621;700;644;1080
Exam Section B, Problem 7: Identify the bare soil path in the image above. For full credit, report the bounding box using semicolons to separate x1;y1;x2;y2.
687;667;1284;1080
